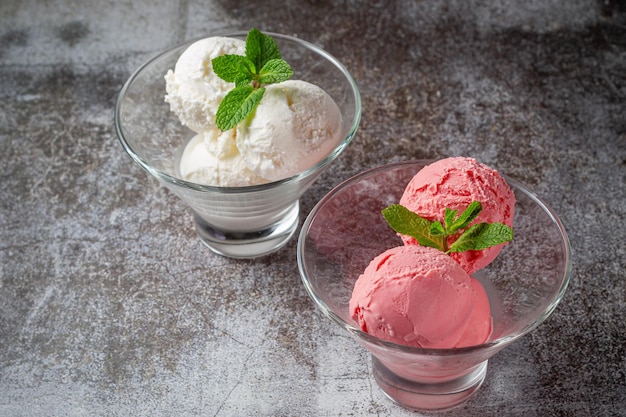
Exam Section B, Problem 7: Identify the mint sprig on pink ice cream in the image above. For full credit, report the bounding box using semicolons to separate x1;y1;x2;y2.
382;200;513;254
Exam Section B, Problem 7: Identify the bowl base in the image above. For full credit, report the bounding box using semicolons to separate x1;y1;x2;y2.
192;202;299;259
371;356;487;411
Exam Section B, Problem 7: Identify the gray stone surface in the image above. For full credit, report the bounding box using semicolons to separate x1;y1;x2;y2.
1;0;625;416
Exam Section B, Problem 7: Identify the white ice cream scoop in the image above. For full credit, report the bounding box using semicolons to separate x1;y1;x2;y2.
165;37;245;133
179;129;267;187
235;79;343;181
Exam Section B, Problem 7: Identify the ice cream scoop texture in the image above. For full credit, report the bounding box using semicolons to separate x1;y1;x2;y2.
165;35;344;186
349;245;492;349
349;157;514;350
400;157;515;274
165;37;246;133
237;80;343;181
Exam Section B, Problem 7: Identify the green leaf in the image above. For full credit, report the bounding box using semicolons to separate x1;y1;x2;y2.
444;208;457;231
448;201;482;233
212;55;255;83
215;86;265;131
429;221;446;236
246;28;281;71
382;205;443;251
257;59;294;84
447;222;513;253
211;29;293;132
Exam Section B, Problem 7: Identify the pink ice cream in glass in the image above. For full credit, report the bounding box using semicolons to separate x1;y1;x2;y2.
399;157;515;274
349;245;492;349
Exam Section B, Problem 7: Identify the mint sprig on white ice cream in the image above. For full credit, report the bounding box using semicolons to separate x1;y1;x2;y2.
212;28;294;131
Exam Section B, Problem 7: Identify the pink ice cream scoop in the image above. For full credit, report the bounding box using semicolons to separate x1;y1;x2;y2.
349;245;492;349
456;277;493;347
399;157;515;274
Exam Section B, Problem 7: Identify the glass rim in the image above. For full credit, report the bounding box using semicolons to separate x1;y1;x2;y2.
297;160;573;355
114;31;362;194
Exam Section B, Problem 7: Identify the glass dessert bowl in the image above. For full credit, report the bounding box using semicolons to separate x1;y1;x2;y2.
115;32;361;258
297;160;572;411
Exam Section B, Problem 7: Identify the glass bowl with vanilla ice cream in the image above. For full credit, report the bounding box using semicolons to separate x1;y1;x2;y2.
115;30;361;258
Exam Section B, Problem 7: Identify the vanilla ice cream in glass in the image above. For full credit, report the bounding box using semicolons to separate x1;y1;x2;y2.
115;31;361;258
297;160;572;411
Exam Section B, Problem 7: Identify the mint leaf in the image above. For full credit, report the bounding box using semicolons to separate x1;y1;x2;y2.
383;201;513;255
258;59;294;84
212;55;255;83
246;28;281;68
215;86;265;131
244;29;262;69
246;28;281;70
211;29;293;131
382;204;443;251
447;222;513;253
429;221;446;236
448;201;482;233
444;208;457;231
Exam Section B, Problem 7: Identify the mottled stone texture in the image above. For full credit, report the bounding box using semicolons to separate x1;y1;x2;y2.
1;1;624;416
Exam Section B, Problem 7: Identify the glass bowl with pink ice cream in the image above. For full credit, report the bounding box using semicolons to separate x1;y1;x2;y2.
297;158;571;411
